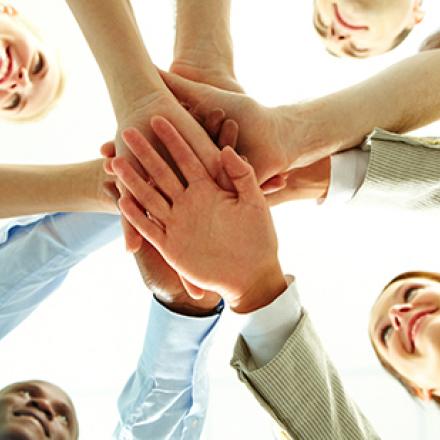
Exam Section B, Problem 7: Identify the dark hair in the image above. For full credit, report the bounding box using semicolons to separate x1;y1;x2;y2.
388;27;413;51
371;271;440;404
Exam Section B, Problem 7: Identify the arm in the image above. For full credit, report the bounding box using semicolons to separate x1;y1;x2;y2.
231;282;380;440
0;213;120;340
0;159;115;218
114;297;221;439
172;0;242;92
350;128;440;210
279;50;440;168
161;49;440;182
65;0;233;250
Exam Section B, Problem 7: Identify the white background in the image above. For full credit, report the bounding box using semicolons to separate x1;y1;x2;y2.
1;0;440;438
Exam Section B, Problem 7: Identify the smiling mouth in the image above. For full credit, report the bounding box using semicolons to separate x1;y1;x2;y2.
333;4;369;31
14;410;50;437
408;308;438;352
0;46;13;84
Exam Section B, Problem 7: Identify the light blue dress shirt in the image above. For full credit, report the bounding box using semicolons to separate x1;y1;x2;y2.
115;297;221;440
0;212;220;439
0;212;121;340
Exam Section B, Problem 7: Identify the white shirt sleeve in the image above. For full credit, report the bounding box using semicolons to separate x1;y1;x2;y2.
239;277;302;368
324;149;370;204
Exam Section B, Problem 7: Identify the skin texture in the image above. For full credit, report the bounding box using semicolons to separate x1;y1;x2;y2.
369;277;440;397
0;158;117;218
313;0;424;57
163;48;440;171
65;0;237;252
114;117;287;313
102;114;238;315
0;5;62;120
0;380;78;440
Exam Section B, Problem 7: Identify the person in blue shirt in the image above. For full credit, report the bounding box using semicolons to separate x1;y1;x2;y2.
0;213;223;440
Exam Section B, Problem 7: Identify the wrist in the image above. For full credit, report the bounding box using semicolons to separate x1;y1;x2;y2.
155;292;223;317
172;47;235;78
276;98;369;169
115;89;175;127
231;263;288;314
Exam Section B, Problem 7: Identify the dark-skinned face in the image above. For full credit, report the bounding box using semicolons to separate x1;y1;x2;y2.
0;380;78;440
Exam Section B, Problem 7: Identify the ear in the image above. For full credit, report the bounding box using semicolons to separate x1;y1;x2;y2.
411;1;425;26
1;5;18;16
414;387;433;401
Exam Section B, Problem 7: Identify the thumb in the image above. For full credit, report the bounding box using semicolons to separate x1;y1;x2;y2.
180;276;205;300
221;146;260;199
159;70;206;110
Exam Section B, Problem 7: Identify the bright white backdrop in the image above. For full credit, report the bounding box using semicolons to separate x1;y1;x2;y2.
1;0;440;438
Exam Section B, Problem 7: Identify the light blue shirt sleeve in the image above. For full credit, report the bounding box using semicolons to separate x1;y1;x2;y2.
0;213;121;340
115;297;222;440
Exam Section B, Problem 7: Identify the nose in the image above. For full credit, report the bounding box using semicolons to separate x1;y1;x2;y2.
328;23;349;41
389;304;412;330
9;67;31;93
27;398;54;421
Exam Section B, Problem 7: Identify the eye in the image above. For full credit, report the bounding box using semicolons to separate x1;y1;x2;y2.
381;325;393;345
20;391;31;400
31;52;45;75
404;286;420;302
57;414;69;425
3;94;21;110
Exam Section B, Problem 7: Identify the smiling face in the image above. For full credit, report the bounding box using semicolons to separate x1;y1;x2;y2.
0;380;78;440
369;273;440;397
0;6;62;121
313;0;424;58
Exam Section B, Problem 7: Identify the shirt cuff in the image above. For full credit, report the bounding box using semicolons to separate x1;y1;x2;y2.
325;149;369;205
239;277;302;368
139;297;222;382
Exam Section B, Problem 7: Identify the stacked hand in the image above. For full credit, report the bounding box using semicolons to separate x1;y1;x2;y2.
113;117;287;314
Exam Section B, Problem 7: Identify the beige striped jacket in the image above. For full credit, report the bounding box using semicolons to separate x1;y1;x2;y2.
231;129;440;440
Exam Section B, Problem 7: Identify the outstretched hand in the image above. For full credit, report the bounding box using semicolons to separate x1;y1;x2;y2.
113;117;286;313
160;71;291;187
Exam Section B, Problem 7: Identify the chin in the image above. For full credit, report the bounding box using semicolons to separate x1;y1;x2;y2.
0;425;42;440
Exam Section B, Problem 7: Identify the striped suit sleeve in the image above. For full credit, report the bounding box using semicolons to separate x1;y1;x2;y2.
231;312;380;440
351;128;440;210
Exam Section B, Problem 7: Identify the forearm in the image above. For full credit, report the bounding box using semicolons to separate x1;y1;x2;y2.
65;0;166;120
174;0;234;74
0;160;115;218
282;50;440;167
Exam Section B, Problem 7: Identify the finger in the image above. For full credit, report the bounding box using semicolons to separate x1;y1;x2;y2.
218;119;239;150
180;276;206;300
103;181;121;205
150;116;211;184
221;146;260;200
122;128;184;200
119;196;165;250
159;70;207;110
205;108;226;140
100;141;116;158
103;158;115;175
113;157;171;222
260;175;288;195
122;216;143;252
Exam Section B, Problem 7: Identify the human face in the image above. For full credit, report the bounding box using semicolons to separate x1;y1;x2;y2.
313;0;424;57
0;380;78;440
0;8;61;120
369;277;440;394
